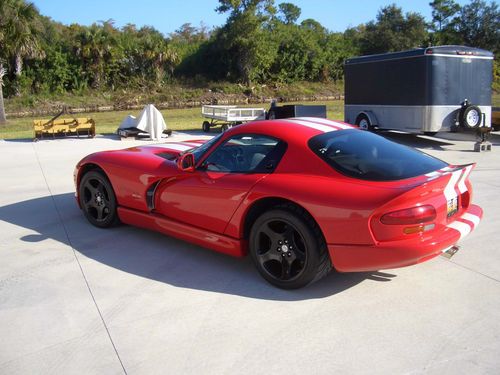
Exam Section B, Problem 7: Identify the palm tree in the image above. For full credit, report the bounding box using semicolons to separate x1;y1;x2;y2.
138;28;180;84
0;0;10;124
0;0;44;124
0;65;6;125
74;22;118;88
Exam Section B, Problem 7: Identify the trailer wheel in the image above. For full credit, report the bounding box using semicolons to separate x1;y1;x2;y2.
202;121;211;133
461;105;482;128
355;114;373;131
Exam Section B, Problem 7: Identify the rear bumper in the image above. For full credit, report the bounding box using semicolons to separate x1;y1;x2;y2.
329;204;483;272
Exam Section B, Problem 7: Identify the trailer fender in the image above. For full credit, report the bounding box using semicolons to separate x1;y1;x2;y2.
355;111;379;130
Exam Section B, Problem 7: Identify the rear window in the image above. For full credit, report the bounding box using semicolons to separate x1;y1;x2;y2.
308;129;447;181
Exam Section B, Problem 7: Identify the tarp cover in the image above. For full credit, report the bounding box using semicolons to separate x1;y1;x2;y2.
118;104;167;140
119;115;136;129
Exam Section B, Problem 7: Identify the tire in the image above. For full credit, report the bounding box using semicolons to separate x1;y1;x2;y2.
79;170;119;228
355;113;372;131
460;105;482;128
249;204;331;289
424;132;438;136
202;121;211;133
221;124;230;132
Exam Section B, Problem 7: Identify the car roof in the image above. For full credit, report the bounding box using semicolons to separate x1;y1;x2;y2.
229;117;355;143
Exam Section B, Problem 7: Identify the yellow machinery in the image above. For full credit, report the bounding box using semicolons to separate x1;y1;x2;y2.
33;108;95;141
492;107;500;131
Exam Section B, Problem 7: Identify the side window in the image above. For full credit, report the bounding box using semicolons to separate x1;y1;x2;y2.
201;134;286;173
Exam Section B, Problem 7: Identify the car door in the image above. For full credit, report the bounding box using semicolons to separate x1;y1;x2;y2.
155;134;286;234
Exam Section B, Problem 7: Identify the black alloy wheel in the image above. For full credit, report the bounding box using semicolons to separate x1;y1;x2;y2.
79;170;119;228
249;204;331;289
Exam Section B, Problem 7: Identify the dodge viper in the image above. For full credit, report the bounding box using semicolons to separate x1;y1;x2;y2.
74;117;482;289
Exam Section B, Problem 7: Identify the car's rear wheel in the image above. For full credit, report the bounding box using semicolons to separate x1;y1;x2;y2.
79;170;119;228
249;204;331;289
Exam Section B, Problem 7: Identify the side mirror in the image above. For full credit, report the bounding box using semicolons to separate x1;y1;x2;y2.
177;152;195;172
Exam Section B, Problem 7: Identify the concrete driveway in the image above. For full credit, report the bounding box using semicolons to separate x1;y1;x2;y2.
1;131;500;374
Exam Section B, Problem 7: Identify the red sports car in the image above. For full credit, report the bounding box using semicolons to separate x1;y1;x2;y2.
74;117;482;289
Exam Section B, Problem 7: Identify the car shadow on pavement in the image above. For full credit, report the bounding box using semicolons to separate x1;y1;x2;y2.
0;193;396;301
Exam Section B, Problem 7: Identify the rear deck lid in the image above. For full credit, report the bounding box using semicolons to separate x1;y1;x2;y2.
370;163;476;242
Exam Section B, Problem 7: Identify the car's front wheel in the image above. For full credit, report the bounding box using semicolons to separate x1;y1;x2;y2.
79;170;119;228
249;204;331;289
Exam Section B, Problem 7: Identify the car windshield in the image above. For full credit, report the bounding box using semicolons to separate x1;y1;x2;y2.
308;129;448;181
188;133;224;161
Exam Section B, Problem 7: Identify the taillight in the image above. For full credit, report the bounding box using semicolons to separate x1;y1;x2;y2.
380;205;436;225
461;191;470;208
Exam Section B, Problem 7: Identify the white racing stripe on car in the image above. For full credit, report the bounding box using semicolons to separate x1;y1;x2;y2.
447;220;472;240
425;171;441;178
425;166;454;179
179;141;203;147
283;119;340;132
457;165;473;193
145;143;193;151
298;117;352;129
443;170;462;201
461;213;481;228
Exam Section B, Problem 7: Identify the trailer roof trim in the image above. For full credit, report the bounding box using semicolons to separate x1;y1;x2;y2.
345;45;493;65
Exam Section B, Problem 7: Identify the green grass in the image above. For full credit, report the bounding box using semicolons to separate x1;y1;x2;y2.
493;94;500;107
2;93;497;140
0;100;345;140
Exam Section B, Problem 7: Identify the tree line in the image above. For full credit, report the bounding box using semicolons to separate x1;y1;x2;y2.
0;0;499;123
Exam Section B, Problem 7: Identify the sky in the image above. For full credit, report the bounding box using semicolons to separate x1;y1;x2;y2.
32;0;470;35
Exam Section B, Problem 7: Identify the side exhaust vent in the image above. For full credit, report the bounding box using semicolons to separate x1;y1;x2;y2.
146;180;161;211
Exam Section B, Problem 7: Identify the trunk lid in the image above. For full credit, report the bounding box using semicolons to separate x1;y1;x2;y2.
370;164;475;242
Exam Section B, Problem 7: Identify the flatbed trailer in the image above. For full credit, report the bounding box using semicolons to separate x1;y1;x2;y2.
201;105;266;132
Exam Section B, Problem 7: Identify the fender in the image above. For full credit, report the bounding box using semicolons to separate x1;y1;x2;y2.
358;110;379;126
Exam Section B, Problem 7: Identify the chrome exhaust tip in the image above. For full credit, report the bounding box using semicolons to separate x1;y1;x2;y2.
441;245;461;259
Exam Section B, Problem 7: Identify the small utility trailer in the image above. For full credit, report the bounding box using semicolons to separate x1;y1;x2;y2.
201;105;266;132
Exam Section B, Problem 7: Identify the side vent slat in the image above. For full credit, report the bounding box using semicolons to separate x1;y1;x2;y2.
146;180;161;211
